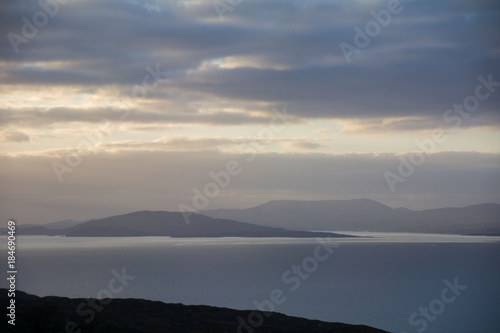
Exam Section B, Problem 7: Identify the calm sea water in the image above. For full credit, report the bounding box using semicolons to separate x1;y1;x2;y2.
2;234;500;333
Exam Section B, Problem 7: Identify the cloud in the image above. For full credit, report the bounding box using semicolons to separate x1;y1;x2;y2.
3;135;329;155
0;130;30;143
314;127;332;134
1;0;499;225
0;0;498;129
287;141;324;150
338;114;500;134
0;106;301;128
1;149;499;224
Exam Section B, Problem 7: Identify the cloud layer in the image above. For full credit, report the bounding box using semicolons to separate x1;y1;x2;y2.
2;0;499;131
1;150;499;224
1;0;499;223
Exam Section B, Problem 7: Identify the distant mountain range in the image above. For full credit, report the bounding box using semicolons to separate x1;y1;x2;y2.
203;199;500;235
11;211;350;238
9;199;500;237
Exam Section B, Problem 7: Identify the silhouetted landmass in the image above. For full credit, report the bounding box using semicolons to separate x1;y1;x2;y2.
203;199;500;235
17;219;84;230
9;211;352;238
44;219;85;229
1;289;389;333
9;199;500;237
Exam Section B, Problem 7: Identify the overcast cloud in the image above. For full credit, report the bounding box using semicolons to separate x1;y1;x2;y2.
1;0;499;224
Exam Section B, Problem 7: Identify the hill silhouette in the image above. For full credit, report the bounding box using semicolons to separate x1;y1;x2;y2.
0;289;389;333
203;199;500;234
11;210;352;238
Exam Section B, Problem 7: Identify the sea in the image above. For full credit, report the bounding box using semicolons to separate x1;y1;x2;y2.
2;232;500;333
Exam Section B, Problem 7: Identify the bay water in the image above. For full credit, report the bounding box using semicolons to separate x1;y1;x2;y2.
2;234;500;332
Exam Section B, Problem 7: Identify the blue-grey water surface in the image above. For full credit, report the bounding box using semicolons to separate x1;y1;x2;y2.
2;234;499;333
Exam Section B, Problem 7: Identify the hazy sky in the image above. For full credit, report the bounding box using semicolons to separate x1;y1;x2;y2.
1;0;499;224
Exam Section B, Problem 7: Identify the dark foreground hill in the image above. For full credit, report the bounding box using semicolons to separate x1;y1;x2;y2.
1;289;389;333
9;210;352;238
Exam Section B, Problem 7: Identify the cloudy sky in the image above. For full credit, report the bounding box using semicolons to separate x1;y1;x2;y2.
1;0;499;224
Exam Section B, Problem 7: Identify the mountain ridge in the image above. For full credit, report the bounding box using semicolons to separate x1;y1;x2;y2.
9;210;352;238
0;289;389;333
10;199;500;236
203;199;500;235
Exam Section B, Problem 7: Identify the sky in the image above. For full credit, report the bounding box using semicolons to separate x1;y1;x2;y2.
1;0;499;224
